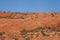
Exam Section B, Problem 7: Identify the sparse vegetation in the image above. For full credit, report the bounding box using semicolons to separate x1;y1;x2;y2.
0;32;5;36
25;37;30;40
14;38;18;40
20;27;60;40
51;13;54;17
19;16;24;19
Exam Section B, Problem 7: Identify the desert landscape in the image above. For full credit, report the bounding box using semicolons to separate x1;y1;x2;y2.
0;12;60;40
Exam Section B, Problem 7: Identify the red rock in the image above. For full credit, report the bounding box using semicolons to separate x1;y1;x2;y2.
0;12;60;40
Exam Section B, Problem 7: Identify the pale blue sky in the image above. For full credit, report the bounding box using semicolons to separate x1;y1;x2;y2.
0;0;60;12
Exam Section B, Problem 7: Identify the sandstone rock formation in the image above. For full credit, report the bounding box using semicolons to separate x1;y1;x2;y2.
0;12;60;40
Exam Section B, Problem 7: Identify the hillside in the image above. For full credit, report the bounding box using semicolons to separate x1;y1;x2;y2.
0;12;60;40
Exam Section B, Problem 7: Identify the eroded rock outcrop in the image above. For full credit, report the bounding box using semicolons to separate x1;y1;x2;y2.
0;12;60;40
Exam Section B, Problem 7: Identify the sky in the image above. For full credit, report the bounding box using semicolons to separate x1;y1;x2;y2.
0;0;60;12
